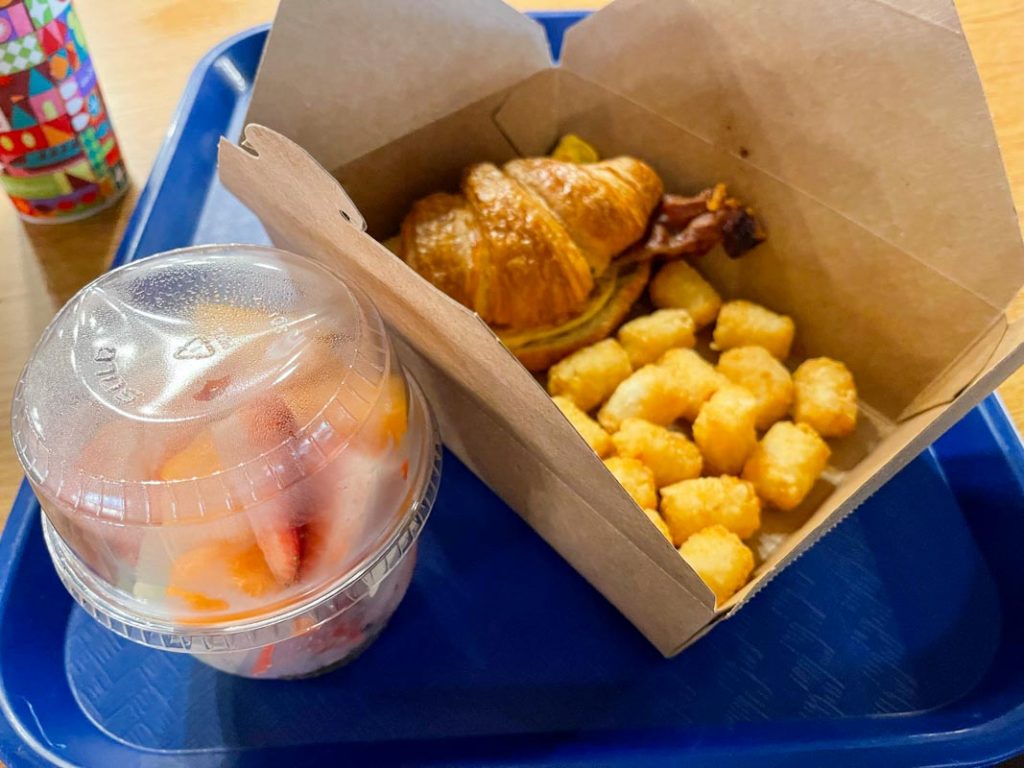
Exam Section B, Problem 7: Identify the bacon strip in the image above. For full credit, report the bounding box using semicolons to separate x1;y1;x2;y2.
617;185;766;265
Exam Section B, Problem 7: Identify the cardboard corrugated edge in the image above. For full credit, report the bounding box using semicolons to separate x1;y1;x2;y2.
218;127;718;655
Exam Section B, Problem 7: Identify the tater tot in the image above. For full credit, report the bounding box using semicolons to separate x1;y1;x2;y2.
712;300;795;360
660;476;761;545
657;348;726;421
792;357;858;437
612;417;702;487
693;384;759;475
644;508;673;542
547;339;632;412
617;309;696;368
649;261;722;328
742;421;830;510
679;524;755;605
717;346;794;430
552;396;614;458
604;456;658;509
598;365;687;432
550;133;600;163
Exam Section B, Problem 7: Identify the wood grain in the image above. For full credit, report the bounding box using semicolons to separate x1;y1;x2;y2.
0;0;1022;525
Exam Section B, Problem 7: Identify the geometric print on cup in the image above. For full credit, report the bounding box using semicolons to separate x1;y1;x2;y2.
0;13;15;45
63;77;85;130
62;4;82;49
0;33;43;75
37;14;67;57
28;67;62;121
46;45;67;79
24;0;70;29
0;0;127;220
50;39;84;92
0;68;30;128
9;134;79;171
0;5;35;44
0;112;74;163
72;52;93;93
0;23;79;124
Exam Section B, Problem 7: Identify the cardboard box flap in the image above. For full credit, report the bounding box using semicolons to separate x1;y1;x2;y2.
218;126;719;654
560;0;1024;312
246;0;552;174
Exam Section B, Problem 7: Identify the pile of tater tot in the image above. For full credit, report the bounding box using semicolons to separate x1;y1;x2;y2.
548;260;858;605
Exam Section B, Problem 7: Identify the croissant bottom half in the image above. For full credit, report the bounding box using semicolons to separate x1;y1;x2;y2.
500;260;651;372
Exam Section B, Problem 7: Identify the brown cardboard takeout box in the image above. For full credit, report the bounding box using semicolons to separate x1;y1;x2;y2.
217;0;1024;656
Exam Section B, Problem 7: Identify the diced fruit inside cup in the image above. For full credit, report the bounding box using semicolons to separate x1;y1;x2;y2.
156;395;306;590
157;429;221;483
167;538;281;613
375;375;408;450
249;508;302;588
213;393;305;586
67;317;417;632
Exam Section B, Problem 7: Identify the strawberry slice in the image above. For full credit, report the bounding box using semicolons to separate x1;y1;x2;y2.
204;392;306;587
237;394;303;587
250;510;302;586
194;375;232;402
252;644;276;676
245;393;297;445
159;411;303;588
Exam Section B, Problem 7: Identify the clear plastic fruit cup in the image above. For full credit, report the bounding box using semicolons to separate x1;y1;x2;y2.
11;244;441;679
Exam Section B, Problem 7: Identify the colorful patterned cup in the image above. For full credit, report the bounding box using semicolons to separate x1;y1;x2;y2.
0;0;127;223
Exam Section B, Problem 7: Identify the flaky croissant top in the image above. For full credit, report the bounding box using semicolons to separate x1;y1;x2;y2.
400;157;663;330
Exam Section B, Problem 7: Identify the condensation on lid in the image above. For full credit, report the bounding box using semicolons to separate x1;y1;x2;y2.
11;245;391;525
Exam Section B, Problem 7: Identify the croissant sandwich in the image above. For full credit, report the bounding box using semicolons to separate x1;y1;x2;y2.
398;140;763;371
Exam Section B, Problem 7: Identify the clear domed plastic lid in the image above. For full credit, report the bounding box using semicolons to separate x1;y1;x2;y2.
13;244;390;526
14;246;393;528
12;245;442;651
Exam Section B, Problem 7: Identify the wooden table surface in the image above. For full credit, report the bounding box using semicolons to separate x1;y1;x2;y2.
1;0;1023;525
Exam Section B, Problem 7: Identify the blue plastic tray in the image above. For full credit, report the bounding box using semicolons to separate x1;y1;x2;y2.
2;15;1024;768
